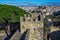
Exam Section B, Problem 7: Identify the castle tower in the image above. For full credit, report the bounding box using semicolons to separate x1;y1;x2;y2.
20;13;44;40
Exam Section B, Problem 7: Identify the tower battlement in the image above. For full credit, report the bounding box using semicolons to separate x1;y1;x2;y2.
20;13;44;40
20;13;43;22
20;13;44;33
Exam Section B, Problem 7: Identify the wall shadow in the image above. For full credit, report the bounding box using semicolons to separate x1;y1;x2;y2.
19;29;28;40
4;22;20;40
47;30;60;40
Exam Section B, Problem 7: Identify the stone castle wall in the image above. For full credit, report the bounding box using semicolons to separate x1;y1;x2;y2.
20;13;44;40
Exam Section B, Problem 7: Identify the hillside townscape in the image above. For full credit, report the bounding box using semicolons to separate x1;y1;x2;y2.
0;4;60;40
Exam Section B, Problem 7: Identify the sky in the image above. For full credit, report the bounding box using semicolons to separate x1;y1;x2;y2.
0;0;60;6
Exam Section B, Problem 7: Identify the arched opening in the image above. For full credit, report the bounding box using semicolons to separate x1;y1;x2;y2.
23;17;25;21
37;15;41;21
47;30;60;40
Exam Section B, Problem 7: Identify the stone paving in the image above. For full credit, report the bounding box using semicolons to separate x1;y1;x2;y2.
0;34;7;40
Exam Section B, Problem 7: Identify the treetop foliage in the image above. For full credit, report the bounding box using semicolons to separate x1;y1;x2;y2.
0;4;28;23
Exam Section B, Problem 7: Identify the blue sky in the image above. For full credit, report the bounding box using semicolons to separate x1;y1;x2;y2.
0;0;60;6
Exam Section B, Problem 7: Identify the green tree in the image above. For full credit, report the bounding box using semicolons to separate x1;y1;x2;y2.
0;4;29;23
43;18;50;35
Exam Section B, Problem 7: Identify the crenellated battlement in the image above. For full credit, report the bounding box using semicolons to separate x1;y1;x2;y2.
20;13;44;33
20;13;44;23
20;13;44;40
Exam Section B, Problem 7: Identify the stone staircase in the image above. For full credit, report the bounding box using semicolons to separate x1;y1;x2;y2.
38;27;43;40
11;33;21;40
10;27;43;40
10;29;28;40
0;34;7;40
0;30;7;40
25;29;30;40
10;30;22;40
35;28;43;40
25;28;43;40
